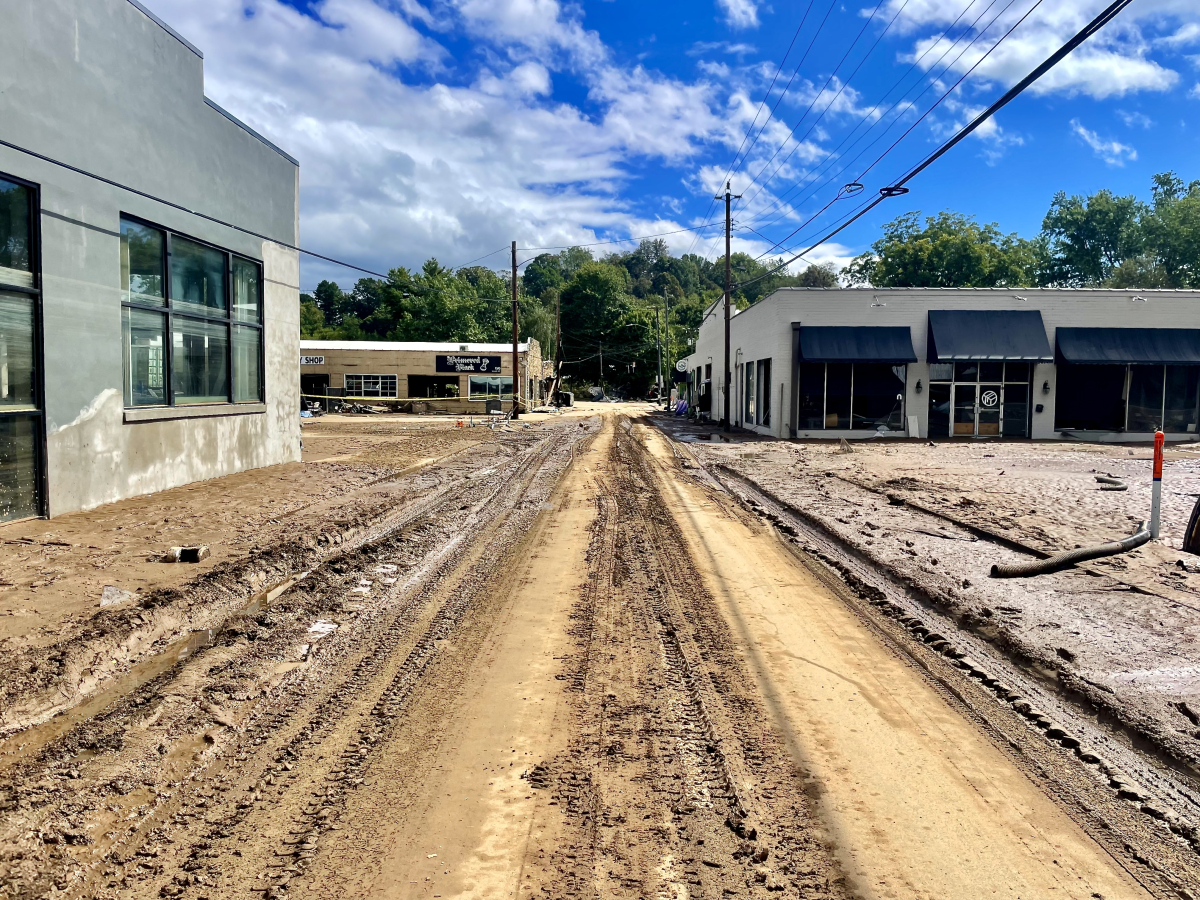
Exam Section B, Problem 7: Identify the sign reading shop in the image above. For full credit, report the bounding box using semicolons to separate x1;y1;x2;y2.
436;354;502;373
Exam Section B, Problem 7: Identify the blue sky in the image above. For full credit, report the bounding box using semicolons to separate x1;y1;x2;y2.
149;0;1200;288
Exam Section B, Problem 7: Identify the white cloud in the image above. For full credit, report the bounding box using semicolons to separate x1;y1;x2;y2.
1190;82;1200;98
716;0;759;30
1117;109;1154;127
889;0;1187;99
143;0;756;282
1158;22;1200;48
1070;119;1138;165
688;41;757;57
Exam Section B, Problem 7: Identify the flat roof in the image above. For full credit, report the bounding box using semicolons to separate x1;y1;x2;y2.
302;340;532;353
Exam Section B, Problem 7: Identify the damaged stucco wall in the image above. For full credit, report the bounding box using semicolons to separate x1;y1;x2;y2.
1;0;301;516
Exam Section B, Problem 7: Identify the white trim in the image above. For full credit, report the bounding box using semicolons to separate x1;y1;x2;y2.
301;340;531;353
124;403;265;423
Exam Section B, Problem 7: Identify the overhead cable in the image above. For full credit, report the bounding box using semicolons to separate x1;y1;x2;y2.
742;0;1018;242
741;0;997;219
733;0;1135;291
746;0;1041;262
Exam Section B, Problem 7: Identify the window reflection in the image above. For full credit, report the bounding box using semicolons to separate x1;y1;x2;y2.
170;236;227;315
0;179;32;289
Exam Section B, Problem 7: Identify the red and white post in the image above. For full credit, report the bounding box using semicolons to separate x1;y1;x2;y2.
1151;430;1165;539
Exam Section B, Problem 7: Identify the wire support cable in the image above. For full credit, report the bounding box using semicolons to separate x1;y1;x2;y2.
740;0;1023;248
745;0;1043;262
731;0;1135;292
739;0;1005;227
739;0;906;200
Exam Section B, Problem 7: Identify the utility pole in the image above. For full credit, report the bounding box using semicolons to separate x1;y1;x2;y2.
663;289;671;409
718;181;741;431
655;307;663;405
554;290;562;403
599;343;604;396
511;240;520;420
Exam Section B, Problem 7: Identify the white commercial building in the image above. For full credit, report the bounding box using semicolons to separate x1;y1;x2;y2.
684;288;1200;442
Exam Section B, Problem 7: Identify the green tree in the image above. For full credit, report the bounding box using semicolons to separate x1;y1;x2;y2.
796;263;839;288
1041;189;1145;285
1142;172;1200;288
843;211;1038;288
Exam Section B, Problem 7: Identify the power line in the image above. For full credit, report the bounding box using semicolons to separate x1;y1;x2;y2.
745;0;1037;262
739;0;889;197
0;135;396;280
685;2;825;259
733;0;1135;292
741;0;1015;238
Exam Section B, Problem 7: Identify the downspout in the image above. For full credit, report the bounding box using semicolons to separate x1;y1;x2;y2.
789;323;801;437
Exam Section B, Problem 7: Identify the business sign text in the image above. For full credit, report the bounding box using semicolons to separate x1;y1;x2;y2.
436;354;502;373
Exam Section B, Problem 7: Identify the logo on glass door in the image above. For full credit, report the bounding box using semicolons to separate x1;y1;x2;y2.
980;389;999;408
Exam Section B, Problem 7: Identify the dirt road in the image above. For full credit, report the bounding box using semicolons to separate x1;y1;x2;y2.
0;409;1194;900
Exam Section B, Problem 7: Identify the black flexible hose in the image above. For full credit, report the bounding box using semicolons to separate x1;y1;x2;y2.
990;521;1150;578
1095;475;1128;492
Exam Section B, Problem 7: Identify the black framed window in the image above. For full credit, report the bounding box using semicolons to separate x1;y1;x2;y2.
345;374;397;398
796;362;906;431
120;216;263;407
0;173;43;521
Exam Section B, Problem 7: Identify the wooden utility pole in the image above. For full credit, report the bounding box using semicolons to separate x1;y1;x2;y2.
719;182;740;431
511;240;520;420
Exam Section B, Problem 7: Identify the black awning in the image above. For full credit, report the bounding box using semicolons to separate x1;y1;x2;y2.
1056;328;1200;365
928;310;1052;361
798;326;916;363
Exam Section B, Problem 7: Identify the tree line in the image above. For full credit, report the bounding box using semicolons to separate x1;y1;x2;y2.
301;170;1197;395
301;242;836;396
846;171;1199;289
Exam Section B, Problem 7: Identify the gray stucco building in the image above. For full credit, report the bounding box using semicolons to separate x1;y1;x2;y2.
685;288;1200;442
0;0;301;519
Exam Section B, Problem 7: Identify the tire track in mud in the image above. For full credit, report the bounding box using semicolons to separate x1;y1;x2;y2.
0;420;597;900
528;418;846;900
671;436;1200;900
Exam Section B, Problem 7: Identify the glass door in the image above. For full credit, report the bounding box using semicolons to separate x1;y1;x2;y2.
978;384;1002;435
953;384;977;435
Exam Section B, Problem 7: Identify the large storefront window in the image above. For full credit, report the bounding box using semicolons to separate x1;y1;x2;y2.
797;363;905;431
928;362;1030;438
120;217;263;407
345;374;397;398
469;376;513;400
0;174;41;521
1057;364;1200;433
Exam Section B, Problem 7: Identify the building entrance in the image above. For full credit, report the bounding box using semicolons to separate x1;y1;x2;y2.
928;362;1030;438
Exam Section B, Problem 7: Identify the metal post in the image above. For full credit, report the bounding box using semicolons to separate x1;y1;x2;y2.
511;240;519;420
723;184;731;431
655;306;663;405
1152;429;1164;538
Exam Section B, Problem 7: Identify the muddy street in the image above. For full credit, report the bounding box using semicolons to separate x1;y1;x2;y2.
1;410;1196;900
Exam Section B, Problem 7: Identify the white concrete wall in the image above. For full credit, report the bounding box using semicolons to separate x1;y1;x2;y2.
686;288;1200;442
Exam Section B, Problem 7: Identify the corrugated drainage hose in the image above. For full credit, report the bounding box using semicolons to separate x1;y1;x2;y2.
990;521;1150;579
1096;475;1127;491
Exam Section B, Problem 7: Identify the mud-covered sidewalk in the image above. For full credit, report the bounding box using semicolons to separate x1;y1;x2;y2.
675;428;1200;781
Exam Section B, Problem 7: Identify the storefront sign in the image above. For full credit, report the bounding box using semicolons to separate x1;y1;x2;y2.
300;355;325;366
436;354;502;373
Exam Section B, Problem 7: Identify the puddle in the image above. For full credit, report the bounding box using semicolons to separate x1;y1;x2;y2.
307;620;338;638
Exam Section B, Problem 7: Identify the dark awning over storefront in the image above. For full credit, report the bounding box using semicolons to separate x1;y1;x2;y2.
798;326;917;363
927;310;1052;361
1055;328;1200;364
